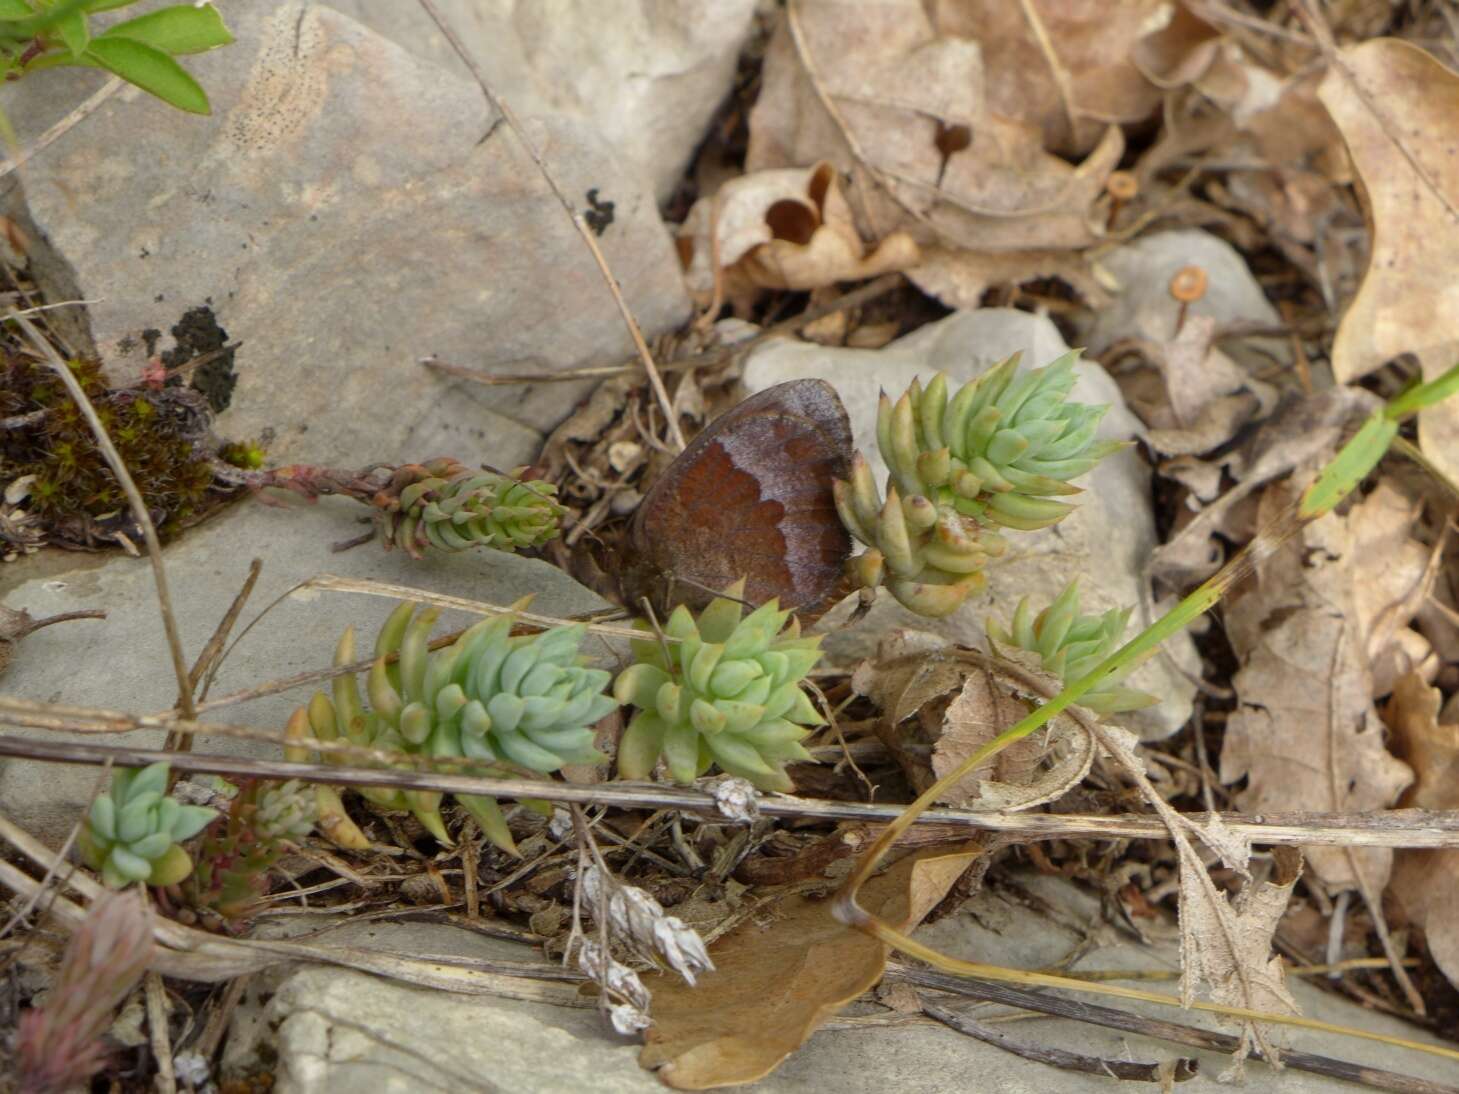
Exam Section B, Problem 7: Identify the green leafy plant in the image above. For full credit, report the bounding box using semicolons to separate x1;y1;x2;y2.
294;601;615;854
0;1;232;116
78;762;216;888
180;779;315;928
834;352;1121;617
613;580;824;792
988;581;1156;716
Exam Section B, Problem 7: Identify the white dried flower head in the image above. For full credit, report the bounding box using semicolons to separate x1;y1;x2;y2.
708;775;760;823
172;1050;211;1087
607;1000;652;1035
577;939;651;1012
650;916;714;987
580;865;715;987
548;807;574;842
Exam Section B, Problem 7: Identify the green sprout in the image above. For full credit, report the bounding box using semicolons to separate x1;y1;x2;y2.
0;2;233;116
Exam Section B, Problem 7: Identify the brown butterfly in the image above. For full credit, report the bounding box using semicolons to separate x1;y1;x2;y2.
620;379;854;618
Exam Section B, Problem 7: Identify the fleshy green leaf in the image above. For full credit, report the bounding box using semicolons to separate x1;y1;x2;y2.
56;9;87;56
99;3;231;55
83;36;209;114
0;2;36;21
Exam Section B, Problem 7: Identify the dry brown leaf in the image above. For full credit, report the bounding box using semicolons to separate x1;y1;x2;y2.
932;0;1218;155
1384;672;1459;990
1088;721;1296;1074
1221;478;1415;894
1178;846;1303;1078
1150;386;1378;586
639;845;980;1089
677;162;921;313
747;0;1129;252
853;632;1092;809
1318;40;1459;484
907;246;1112;311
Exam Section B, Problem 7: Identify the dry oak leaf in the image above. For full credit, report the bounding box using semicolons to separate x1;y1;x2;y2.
1385;671;1459;991
1318;40;1459;486
907;246;1112;312
1221;478;1414;894
747;0;1126;252
676;161;920;312
639;844;980;1089
933;0;1220;156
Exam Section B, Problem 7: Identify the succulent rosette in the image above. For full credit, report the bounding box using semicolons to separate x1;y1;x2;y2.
298;601;615;854
79;763;217;888
988;581;1157;716
377;459;565;559
614;580;824;792
835;352;1122;617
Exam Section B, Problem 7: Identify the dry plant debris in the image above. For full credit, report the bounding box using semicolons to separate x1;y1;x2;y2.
639;844;980;1089
1319;38;1459;484
10;1;1459;1090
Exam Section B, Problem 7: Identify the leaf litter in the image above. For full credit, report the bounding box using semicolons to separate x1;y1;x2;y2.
8;1;1459;1090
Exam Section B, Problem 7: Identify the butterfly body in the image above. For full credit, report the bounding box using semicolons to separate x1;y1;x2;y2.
623;379;853;617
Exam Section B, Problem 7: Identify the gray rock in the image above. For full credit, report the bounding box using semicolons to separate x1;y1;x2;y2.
1081;228;1287;373
0;497;609;846
334;0;758;204
741;309;1198;740
227;876;1459;1093
1;0;691;470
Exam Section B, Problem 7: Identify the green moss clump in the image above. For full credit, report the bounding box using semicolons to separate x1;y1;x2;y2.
0;352;219;541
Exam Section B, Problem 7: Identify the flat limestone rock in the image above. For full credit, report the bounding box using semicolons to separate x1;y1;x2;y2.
227;877;1459;1093
741;308;1198;740
0;498;609;846
1;0;690;469
334;0;757;204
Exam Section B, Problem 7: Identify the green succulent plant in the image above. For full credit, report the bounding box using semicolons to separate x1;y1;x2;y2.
614;580;824;792
296;601;615;854
79;763;217;889
988;581;1157;716
378;459;566;559
835;351;1123;617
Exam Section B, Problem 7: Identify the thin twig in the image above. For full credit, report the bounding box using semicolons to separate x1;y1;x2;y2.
10;314;196;720
922;997;1198;1083
2;727;1459;849
413;0;685;451
165;559;263;755
0;77;123;179
145;971;177;1094
895;967;1459;1094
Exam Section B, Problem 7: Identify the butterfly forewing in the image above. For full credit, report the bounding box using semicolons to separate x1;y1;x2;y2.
627;379;853;614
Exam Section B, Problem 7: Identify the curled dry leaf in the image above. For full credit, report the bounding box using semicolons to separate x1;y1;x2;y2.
677;162;920;314
639;844;980;1089
852;631;1092;809
748;0;1130;252
1178;846;1303;1080
1384;671;1459;991
1318;40;1459;485
1221;478;1416;894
